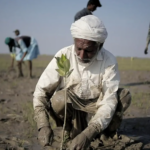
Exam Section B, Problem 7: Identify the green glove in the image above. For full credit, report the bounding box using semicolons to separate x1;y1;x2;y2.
69;125;99;150
38;126;54;147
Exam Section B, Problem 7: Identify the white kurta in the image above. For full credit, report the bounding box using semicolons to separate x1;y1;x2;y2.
33;45;120;131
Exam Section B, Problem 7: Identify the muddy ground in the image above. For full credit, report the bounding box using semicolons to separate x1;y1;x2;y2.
0;55;150;150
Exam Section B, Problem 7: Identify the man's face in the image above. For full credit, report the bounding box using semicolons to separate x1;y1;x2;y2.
74;38;99;63
15;31;19;36
89;4;97;12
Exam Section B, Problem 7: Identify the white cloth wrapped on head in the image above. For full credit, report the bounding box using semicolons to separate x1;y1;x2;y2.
70;15;108;43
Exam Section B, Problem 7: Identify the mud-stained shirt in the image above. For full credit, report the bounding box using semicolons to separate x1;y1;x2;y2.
33;45;120;131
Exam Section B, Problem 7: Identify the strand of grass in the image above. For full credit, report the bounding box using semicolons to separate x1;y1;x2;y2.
60;77;67;150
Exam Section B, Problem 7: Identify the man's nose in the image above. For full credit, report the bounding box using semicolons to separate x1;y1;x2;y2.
79;50;86;59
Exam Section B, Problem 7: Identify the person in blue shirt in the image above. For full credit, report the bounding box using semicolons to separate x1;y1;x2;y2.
74;0;102;21
5;36;40;78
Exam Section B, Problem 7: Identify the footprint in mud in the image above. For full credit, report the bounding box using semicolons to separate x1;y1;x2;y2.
0;118;9;122
0;136;31;150
0;99;6;103
0;114;23;123
0;99;10;104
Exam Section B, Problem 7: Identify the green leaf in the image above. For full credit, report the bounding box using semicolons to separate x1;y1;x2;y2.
55;54;72;77
66;69;73;77
64;59;70;73
64;54;67;59
55;69;65;77
55;57;64;70
61;54;67;62
60;56;64;66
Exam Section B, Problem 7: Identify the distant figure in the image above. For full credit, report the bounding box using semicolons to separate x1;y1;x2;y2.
14;29;20;37
144;24;150;54
7;38;16;70
74;0;102;21
8;29;21;69
5;36;40;78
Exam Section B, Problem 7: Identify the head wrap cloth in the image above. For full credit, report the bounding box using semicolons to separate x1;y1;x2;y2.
5;37;13;45
70;15;108;43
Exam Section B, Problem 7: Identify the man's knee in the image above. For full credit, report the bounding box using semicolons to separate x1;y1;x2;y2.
51;90;65;116
103;88;131;135
117;88;131;112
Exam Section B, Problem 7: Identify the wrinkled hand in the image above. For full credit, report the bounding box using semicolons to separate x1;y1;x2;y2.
69;132;90;150
38;126;54;147
69;125;99;150
144;48;148;54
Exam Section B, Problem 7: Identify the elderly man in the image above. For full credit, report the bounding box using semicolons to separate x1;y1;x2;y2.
33;15;131;149
74;0;102;21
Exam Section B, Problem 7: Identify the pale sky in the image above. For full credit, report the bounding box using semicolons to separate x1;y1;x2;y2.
0;0;150;58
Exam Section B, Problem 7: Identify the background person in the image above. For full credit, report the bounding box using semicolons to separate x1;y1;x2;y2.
74;0;102;21
5;36;40;78
5;38;16;70
8;29;21;69
14;29;20;37
144;24;150;54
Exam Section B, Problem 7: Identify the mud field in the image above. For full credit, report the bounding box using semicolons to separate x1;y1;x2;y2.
0;54;150;150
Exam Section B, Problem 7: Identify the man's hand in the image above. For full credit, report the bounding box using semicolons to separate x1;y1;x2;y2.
38;126;53;147
69;132;90;150
69;125;99;150
144;48;148;54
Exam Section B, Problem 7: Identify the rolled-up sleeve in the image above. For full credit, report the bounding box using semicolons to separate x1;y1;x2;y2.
89;63;120;131
33;56;61;130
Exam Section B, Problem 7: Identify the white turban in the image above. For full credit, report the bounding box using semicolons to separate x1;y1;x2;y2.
70;15;108;43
